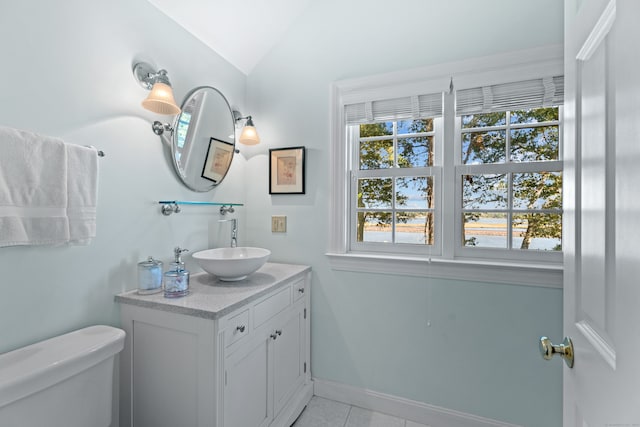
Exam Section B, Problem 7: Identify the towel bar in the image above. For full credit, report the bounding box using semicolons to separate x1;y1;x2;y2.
84;145;105;157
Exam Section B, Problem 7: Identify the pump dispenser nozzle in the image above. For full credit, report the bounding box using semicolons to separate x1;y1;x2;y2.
173;247;189;266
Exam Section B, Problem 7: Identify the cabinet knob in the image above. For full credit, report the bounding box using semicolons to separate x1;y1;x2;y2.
298;288;305;294
270;333;278;340
236;325;246;333
276;330;282;336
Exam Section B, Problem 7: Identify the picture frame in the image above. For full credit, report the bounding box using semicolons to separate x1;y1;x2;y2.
269;146;306;194
201;137;235;183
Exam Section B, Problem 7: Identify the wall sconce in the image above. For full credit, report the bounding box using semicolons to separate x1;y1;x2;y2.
133;62;181;115
233;111;260;145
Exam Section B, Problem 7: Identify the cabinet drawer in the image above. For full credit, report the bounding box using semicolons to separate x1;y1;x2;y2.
225;309;250;348
254;286;291;328
292;278;306;303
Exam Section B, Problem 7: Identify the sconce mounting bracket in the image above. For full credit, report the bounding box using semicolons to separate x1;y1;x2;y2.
133;62;157;90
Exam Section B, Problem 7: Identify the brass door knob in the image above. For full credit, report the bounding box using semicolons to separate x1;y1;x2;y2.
539;336;574;368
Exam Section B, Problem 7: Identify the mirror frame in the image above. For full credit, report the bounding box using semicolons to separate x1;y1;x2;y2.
171;86;236;192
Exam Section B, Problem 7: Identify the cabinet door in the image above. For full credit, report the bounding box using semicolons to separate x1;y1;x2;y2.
273;306;305;416
224;337;272;427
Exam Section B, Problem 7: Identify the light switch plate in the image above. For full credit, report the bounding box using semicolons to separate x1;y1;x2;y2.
272;216;287;233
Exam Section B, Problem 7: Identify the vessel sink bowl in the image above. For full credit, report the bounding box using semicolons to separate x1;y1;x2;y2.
193;247;271;281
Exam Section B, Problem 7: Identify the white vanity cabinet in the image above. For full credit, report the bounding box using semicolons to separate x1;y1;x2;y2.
116;263;312;427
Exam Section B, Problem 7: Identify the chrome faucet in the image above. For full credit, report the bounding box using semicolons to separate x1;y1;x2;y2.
219;218;238;248
231;218;237;248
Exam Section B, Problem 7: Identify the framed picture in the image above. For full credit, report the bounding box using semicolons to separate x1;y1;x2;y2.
201;137;234;183
269;146;306;194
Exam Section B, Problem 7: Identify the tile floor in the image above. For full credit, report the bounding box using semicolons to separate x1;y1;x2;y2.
292;396;430;427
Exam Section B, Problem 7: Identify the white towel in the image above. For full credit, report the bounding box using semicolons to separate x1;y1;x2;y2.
0;126;99;247
66;143;98;244
0;126;69;247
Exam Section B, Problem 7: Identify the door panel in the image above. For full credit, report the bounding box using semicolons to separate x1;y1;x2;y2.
576;3;616;366
273;308;304;416
224;338;271;427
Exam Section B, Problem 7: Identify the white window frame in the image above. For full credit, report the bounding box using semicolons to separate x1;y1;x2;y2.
327;46;564;287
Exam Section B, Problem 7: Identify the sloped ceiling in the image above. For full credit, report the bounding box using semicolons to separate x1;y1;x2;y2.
147;0;311;75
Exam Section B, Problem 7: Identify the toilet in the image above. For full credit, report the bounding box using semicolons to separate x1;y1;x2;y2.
0;325;125;427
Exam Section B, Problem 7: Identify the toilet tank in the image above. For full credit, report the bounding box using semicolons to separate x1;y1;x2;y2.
0;325;125;427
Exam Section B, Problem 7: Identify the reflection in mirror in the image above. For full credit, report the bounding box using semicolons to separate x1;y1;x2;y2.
172;86;235;191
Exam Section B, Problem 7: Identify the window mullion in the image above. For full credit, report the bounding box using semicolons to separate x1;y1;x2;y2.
349;126;361;251
508;172;515;251
458;161;563;175
506;111;513;250
392;122;398;243
442;91;456;259
462;120;559;133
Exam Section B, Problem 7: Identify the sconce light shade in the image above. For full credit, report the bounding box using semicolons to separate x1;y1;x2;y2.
142;82;181;115
239;116;260;145
233;111;260;145
133;62;181;115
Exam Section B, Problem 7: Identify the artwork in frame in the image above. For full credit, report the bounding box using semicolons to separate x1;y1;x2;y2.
269;146;306;194
201;137;234;183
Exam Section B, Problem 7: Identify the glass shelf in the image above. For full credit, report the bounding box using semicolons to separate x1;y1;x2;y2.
158;200;243;216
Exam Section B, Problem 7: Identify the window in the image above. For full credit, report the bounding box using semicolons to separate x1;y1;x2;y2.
456;108;562;262
343;93;444;257
329;50;565;285
454;76;564;263
351;118;439;256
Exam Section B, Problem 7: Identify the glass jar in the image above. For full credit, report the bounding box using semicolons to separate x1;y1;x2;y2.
137;256;163;295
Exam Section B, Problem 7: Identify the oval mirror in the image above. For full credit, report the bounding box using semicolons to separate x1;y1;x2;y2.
171;86;236;191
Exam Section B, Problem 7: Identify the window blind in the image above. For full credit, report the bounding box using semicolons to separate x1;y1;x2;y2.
345;92;443;124
455;76;564;116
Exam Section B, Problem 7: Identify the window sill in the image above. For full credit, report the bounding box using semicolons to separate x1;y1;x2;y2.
325;252;563;288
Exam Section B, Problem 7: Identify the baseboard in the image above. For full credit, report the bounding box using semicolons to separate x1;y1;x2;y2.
312;378;522;427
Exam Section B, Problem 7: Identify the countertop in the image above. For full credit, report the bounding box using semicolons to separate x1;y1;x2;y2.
115;262;310;320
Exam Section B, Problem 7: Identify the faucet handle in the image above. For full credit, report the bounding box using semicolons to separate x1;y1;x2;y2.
220;205;235;215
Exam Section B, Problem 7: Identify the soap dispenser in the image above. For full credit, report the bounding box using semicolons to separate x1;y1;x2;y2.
164;247;190;298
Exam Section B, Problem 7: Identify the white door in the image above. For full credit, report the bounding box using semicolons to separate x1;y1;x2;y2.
562;0;640;424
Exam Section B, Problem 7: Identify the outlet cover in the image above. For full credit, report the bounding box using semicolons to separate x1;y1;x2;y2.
272;216;287;233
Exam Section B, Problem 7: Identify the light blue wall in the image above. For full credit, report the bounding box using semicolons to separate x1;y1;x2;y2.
0;0;247;352
244;1;564;426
